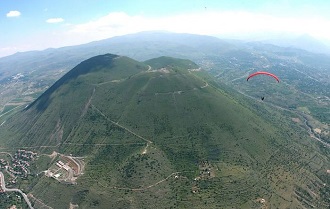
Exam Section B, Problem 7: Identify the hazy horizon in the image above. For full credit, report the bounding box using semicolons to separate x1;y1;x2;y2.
2;0;330;57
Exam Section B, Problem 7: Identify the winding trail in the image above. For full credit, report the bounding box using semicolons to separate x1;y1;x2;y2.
91;104;152;144
28;194;53;209
291;67;320;82
230;69;255;83
113;171;192;191
90;72;210;154
91;104;153;154
0;151;14;160
0;171;34;209
62;142;146;146
5;142;147;150
301;115;330;148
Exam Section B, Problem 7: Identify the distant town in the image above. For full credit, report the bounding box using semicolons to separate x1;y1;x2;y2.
0;149;84;208
0;149;84;189
0;150;37;183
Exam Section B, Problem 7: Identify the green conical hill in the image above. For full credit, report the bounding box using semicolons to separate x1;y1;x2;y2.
0;54;328;208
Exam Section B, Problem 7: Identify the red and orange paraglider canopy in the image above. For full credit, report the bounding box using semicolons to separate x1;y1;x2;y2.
247;71;280;83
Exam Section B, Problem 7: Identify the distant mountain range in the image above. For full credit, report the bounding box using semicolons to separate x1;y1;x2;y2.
261;34;330;55
1;31;329;78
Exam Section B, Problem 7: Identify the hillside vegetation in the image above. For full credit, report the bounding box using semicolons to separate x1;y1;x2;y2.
0;54;329;209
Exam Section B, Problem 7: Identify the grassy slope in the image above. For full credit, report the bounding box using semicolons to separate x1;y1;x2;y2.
0;55;329;209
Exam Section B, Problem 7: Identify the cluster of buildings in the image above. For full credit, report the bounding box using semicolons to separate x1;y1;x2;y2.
0;159;9;168
14;150;37;160
56;160;70;171
197;160;214;180
0;150;37;179
45;159;74;183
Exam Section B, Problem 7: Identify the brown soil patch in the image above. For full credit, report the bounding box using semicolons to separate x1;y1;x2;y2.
292;118;301;123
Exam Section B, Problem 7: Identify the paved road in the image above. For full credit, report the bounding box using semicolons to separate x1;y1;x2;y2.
301;115;330;148
0;151;14;160
0;171;34;209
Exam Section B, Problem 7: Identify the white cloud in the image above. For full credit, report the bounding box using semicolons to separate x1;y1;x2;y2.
46;18;64;23
6;11;21;17
2;11;330;57
66;11;330;43
69;12;147;39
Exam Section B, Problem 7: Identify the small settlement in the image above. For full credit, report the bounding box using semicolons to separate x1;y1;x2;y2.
1;149;84;186
0;150;37;182
45;155;83;184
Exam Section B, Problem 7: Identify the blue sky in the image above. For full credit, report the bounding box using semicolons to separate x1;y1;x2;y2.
1;0;330;57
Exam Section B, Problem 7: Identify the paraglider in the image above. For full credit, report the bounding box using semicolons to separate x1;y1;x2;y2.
246;71;279;101
246;71;279;83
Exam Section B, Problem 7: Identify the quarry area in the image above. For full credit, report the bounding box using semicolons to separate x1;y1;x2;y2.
44;152;85;184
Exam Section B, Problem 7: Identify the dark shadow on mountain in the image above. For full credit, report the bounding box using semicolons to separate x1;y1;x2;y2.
26;54;118;111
